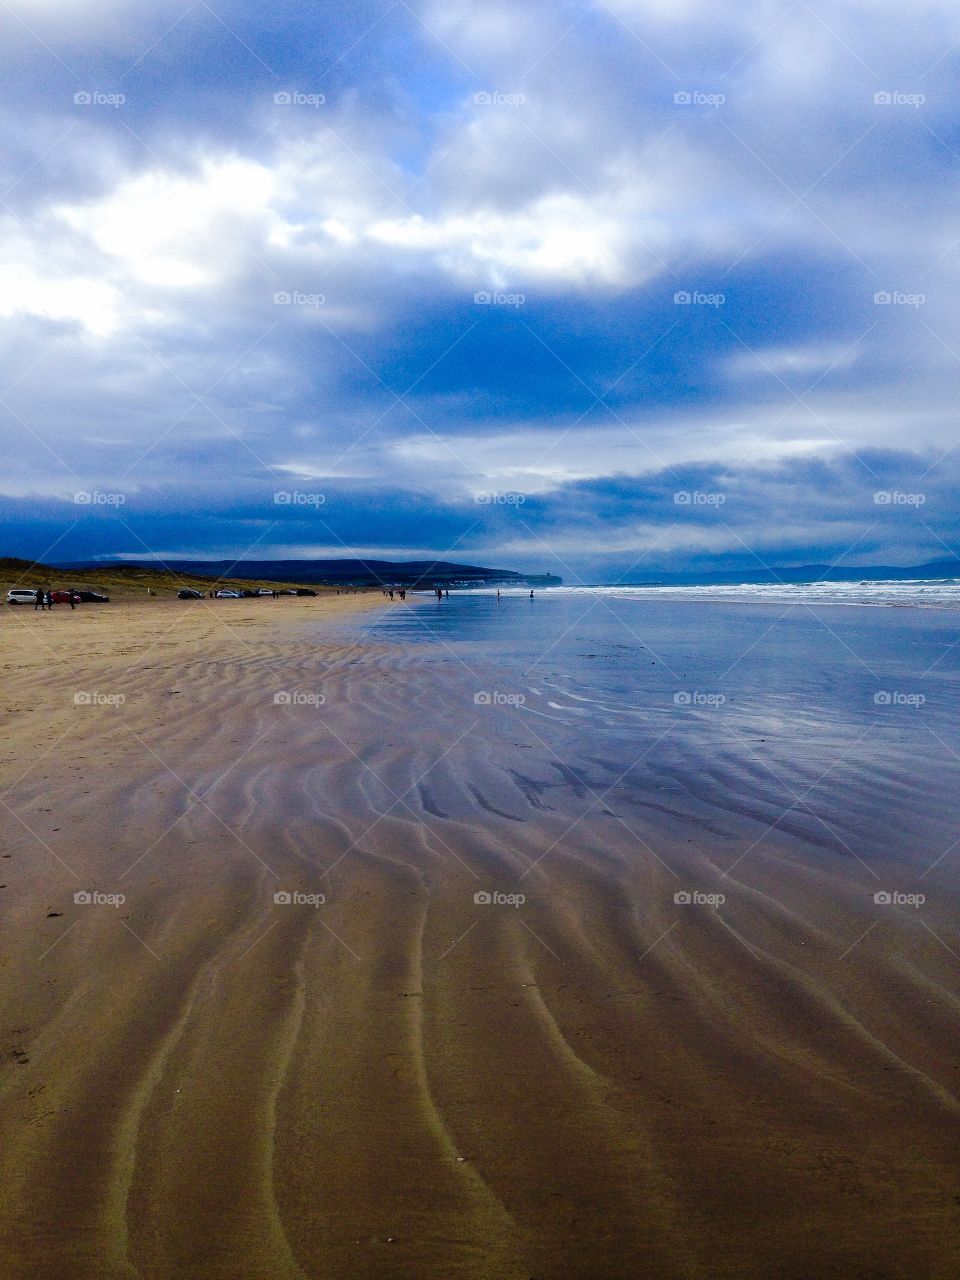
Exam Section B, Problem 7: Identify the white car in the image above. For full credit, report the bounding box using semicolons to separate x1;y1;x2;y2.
255;588;274;596
214;589;242;598
7;589;40;605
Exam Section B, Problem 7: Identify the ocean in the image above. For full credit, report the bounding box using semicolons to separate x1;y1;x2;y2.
351;584;960;875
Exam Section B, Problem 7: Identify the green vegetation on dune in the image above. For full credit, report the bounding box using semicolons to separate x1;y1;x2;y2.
0;558;344;598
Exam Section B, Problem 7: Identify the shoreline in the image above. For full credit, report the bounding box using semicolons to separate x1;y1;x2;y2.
0;600;958;1278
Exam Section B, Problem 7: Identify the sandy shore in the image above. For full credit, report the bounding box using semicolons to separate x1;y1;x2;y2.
0;595;958;1279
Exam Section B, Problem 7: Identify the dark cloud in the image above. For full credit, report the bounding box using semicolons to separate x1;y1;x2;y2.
1;0;959;571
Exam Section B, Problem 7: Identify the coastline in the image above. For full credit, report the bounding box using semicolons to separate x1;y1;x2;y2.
0;597;958;1278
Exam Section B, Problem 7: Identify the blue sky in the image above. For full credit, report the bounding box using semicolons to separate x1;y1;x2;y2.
1;0;959;580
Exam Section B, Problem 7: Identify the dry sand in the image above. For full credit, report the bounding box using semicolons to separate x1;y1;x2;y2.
0;595;958;1278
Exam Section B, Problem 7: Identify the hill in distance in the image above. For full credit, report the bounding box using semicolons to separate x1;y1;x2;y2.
54;558;563;588
623;559;960;586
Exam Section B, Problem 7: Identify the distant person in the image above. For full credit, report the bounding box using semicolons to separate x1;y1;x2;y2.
530;590;534;598
444;589;449;598
34;588;44;611
69;592;76;610
497;589;501;600
45;589;53;609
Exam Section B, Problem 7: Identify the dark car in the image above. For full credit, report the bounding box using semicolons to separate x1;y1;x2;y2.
240;589;258;598
177;588;203;600
295;588;318;596
74;590;110;603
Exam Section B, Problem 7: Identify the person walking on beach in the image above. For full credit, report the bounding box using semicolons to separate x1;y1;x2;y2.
68;591;75;610
34;588;44;611
529;590;534;598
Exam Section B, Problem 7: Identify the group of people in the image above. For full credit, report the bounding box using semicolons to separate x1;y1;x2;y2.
378;586;536;602
33;588;75;611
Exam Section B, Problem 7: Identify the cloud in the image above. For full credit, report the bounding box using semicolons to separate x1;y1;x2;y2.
1;0;959;571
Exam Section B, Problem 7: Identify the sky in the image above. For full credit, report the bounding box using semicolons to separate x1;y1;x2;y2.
1;0;959;582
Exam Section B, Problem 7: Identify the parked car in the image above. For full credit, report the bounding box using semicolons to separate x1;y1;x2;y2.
255;588;274;596
177;588;203;599
6;588;39;605
295;588;318;596
74;590;110;603
278;589;297;595
240;589;258;598
215;589;241;598
51;589;80;604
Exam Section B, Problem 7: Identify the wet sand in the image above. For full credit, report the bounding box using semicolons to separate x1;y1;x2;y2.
0;596;958;1278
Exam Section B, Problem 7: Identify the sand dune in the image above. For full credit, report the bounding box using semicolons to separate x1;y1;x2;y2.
0;598;958;1277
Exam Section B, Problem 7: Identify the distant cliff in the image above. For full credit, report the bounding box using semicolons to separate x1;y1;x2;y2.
54;557;563;588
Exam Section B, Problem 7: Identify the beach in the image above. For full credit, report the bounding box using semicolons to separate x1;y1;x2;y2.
1;591;958;1279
